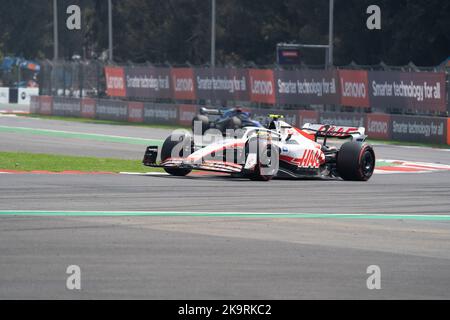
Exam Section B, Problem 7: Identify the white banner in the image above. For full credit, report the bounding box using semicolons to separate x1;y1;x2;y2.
0;87;9;104
18;88;39;105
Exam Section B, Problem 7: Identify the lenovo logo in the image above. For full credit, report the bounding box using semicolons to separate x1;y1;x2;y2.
174;77;194;92
107;76;124;90
341;80;367;98
251;79;273;96
368;119;388;134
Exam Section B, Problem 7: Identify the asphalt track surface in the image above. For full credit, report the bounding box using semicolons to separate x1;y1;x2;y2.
1;115;450;299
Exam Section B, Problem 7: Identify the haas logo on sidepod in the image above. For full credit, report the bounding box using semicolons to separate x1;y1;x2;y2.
299;149;323;168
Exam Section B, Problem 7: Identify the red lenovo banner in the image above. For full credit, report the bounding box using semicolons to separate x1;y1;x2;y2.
178;104;199;126
275;70;340;105
105;67;126;97
171;68;196;100
39;96;53;115
298;110;320;127
338;70;369;108
368;71;446;112
248;69;276;104
365;113;391;139
128;101;144;123
81;98;96;119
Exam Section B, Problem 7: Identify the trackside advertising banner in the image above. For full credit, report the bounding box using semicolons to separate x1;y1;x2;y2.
105;67;126;97
365;113;391;140
144;102;178;125
298;110;320;127
96;99;128;121
39;96;53;115
447;118;450;145
368;71;446;112
338;70;370;108
194;68;249;101
0;87;10;104
171;68;196;100
104;66;447;112
319;111;366;127
178;104;199;126
81;98;96;119
250;108;298;128
128;101;144;123
18;88;39;105
29;96;450;145
52;96;81;117
275;70;339;105
126;67;171;99
390;114;447;144
248;69;276;104
228;68;251;101
30;95;40;113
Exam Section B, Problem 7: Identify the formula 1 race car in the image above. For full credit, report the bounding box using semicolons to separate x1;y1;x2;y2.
192;106;263;135
143;115;375;181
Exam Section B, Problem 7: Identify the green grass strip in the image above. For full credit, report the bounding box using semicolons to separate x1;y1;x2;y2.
0;150;399;173
0;151;160;173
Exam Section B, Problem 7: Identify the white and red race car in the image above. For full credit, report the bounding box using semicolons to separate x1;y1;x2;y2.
143;115;375;181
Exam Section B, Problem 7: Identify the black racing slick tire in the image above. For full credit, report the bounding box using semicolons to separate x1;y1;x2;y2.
192;114;210;135
336;142;375;181
226;116;242;131
161;132;193;176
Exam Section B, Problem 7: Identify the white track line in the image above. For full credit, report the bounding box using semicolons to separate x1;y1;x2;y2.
120;172;169;176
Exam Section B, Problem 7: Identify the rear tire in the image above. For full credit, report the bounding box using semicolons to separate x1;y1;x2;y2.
337;142;375;181
192;114;210;135
226;116;242;130
161;132;193;176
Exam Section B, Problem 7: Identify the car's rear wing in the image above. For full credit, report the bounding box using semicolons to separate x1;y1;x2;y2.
302;123;367;142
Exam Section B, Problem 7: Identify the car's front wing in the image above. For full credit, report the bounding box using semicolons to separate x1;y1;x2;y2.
143;146;243;174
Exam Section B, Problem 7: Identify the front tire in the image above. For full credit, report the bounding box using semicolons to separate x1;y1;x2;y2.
336;142;375;181
161;132;193;176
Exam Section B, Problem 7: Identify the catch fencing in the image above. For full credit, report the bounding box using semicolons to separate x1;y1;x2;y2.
38;61;450;116
35;60;450;145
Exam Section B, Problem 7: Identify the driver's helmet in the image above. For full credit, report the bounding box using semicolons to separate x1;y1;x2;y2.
267;114;283;130
267;120;277;130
